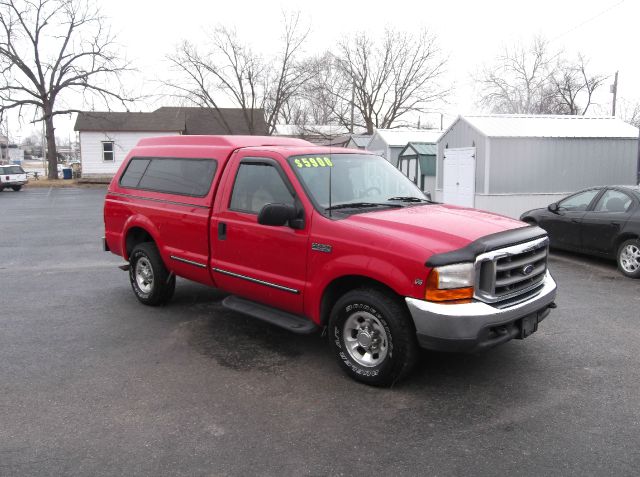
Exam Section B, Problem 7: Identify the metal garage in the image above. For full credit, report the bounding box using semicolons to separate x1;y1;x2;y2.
436;115;639;218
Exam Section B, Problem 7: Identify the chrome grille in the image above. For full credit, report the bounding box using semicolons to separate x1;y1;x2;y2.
475;237;549;304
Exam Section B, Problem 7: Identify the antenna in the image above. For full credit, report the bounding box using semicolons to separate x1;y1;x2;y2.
328;119;333;217
328;157;332;217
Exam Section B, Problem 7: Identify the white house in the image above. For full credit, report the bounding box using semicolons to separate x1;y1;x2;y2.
74;107;267;180
366;129;443;167
8;145;24;164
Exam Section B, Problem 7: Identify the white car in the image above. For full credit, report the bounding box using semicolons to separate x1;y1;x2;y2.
0;164;28;191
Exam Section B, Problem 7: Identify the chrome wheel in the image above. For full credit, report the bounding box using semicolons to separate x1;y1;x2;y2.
343;311;389;367
619;243;640;273
135;257;154;294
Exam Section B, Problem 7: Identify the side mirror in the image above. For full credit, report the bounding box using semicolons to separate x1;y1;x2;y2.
548;202;559;213
258;203;298;227
424;192;432;201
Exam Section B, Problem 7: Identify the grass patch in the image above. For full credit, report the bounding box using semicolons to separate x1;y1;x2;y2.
24;179;106;189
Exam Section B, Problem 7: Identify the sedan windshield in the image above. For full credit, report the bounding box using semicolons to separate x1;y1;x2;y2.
288;154;427;212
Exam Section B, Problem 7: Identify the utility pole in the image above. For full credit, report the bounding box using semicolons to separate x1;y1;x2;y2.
611;71;618;116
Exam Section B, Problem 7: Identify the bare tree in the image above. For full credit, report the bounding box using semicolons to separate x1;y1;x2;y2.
166;12;309;135
478;37;556;114
282;52;353;129
618;99;640;128
478;37;606;116
0;0;133;179
332;29;448;134
550;55;606;115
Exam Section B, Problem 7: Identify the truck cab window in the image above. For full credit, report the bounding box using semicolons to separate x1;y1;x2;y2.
230;163;294;214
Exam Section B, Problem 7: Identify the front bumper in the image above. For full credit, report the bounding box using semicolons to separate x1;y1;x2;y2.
406;271;557;352
0;180;27;186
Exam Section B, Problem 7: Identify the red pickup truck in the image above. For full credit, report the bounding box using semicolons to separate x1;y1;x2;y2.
103;135;557;386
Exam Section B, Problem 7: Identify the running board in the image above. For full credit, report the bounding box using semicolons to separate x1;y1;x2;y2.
221;296;318;334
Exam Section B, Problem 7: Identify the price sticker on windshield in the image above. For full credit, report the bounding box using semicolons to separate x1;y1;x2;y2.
294;157;333;168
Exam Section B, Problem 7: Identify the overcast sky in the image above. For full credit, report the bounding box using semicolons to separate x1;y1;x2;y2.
5;0;638;142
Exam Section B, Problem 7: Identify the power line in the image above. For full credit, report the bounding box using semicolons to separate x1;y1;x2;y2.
551;0;626;42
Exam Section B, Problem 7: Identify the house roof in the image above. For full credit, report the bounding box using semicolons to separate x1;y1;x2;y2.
452;114;639;139
274;124;367;137
320;135;351;147
371;128;443;147
348;135;372;148
400;142;437;156
74;107;268;135
321;134;372;148
155;107;267;135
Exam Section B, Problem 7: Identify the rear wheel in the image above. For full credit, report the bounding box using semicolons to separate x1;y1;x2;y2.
129;242;176;305
328;288;418;386
11;185;22;191
617;239;640;278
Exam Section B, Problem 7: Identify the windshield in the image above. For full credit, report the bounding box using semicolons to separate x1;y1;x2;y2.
1;166;25;174
288;154;427;211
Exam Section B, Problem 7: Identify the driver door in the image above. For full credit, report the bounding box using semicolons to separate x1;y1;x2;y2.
210;152;309;315
540;188;602;250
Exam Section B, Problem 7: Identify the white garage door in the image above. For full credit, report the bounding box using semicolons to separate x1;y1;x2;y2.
443;147;476;207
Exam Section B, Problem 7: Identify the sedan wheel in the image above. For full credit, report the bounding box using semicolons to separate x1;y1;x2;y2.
617;239;640;278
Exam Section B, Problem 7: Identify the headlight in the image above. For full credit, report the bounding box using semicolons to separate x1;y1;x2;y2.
425;263;475;302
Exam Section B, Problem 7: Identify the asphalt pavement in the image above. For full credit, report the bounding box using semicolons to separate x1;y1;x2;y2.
1;187;639;476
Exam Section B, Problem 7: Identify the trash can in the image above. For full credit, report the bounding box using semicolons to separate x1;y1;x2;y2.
62;168;72;180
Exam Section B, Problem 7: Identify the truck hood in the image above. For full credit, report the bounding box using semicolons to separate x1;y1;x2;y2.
346;204;526;256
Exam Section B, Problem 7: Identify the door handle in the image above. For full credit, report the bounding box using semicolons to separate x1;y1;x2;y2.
218;222;227;240
571;219;580;223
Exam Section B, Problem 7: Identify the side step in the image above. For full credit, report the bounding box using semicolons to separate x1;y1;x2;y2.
222;296;319;335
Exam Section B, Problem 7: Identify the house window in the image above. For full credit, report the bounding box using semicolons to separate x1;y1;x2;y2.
102;141;114;161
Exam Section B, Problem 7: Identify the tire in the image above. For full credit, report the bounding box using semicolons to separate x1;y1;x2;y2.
128;242;176;305
11;185;22;191
617;239;640;278
328;288;418;387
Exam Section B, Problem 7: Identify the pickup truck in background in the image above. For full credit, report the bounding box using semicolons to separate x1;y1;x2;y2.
0;164;28;191
103;135;557;386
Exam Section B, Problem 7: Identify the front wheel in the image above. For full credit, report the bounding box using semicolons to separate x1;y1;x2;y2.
617;239;640;278
11;185;22;191
328;288;418;386
129;242;176;305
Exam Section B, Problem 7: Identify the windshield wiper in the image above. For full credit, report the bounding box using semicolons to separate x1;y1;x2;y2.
386;196;432;203
325;202;402;211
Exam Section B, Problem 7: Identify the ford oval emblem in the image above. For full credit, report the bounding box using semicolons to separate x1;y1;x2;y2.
521;264;535;276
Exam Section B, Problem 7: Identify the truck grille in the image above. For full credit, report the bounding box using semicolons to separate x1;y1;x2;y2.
475;237;549;305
